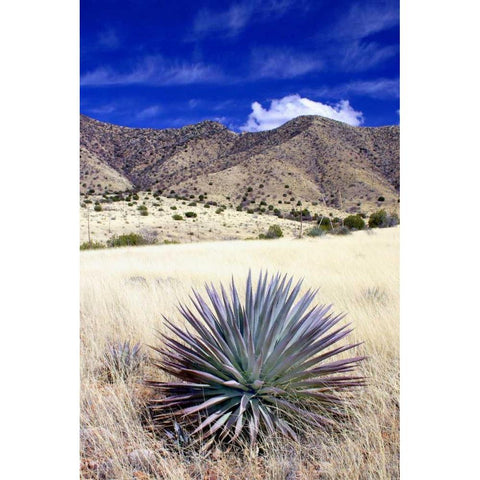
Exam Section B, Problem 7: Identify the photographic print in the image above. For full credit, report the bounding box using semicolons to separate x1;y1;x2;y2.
80;1;399;478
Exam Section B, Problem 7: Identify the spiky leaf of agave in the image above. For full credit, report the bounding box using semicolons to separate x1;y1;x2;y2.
148;272;365;445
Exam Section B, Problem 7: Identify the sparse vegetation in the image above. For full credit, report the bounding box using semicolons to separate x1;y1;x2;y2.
172;214;184;221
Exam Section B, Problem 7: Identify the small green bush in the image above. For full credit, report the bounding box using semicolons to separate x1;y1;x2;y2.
369;209;400;228
331;226;351;235
137;205;147;211
343;215;365;230
80;241;105;250
172;214;183;220
378;196;385;202
306;226;325;237
265;224;283;239
140;210;148;216
185;211;197;218
170;206;177;210
94;204;102;212
107;233;149;247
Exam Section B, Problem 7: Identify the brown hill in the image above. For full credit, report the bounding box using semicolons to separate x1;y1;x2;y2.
80;114;399;214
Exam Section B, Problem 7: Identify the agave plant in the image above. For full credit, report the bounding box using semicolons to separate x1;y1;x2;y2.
148;272;364;446
103;340;145;381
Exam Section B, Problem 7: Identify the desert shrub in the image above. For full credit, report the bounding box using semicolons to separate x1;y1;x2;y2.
103;340;145;382
331;226;351;235
170;206;177;210
80;241;105;250
137;205;148;211
185;211;197;218
132;194;139;200
265;224;283;239
215;208;224;214
378;196;385;202
140;210;148;216
368;209;399;228
268;205;274;210
236;206;243;211
148;272;364;446
306;226;325;237
107;233;149;247
343;215;365;230
204;203;210;208
188;202;197;207
172;214;183;220
247;187;253;192
94;204;102;212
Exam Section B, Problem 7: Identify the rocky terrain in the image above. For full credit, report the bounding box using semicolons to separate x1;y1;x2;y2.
80;114;399;215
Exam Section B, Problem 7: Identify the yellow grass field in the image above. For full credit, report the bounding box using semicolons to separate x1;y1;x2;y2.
80;227;399;479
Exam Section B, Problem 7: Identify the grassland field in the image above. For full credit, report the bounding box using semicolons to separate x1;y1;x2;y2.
80;227;399;479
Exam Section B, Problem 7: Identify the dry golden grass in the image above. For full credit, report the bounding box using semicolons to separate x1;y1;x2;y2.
80;227;399;479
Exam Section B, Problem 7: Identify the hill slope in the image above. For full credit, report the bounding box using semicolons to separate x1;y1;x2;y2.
80;114;399;214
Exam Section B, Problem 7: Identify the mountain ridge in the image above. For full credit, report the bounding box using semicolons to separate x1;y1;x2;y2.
80;114;399;214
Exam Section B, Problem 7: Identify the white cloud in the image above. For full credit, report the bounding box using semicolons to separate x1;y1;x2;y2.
251;48;323;79
240;94;363;132
80;56;222;86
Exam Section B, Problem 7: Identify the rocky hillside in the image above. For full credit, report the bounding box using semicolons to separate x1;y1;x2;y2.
80;114;399;214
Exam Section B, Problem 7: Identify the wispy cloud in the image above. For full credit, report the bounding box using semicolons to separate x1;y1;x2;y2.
320;1;399;73
136;105;161;119
80;56;222;86
250;48;323;79
313;78;399;99
241;94;363;132
331;1;399;41
190;0;299;39
339;41;398;72
97;28;120;50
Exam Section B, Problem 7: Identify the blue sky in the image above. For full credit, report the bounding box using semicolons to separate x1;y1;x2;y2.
80;0;399;131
